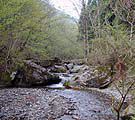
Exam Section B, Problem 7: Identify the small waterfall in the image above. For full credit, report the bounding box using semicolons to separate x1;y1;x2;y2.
46;73;73;89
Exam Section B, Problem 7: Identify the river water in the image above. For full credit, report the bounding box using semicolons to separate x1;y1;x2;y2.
0;88;117;120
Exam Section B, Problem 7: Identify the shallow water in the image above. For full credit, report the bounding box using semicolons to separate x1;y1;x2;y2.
0;88;116;120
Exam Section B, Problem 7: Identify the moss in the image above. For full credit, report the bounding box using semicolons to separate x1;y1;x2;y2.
98;76;109;84
96;66;108;73
56;68;67;73
0;72;11;85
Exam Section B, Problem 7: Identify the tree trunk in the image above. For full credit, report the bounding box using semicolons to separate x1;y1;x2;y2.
82;0;89;62
129;23;133;41
117;111;120;120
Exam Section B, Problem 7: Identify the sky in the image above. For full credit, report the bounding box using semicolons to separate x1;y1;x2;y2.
50;0;82;19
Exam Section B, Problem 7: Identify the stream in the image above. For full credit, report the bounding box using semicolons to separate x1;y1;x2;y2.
0;64;120;120
0;88;116;120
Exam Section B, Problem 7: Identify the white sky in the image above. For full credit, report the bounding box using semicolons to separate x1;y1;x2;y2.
50;0;82;19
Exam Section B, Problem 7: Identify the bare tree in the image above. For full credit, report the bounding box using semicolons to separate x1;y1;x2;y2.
112;56;135;120
111;0;135;41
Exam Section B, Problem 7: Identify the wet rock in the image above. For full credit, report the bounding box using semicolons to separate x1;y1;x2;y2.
11;69;26;87
0;88;117;120
0;112;4;118
67;65;91;87
10;60;61;87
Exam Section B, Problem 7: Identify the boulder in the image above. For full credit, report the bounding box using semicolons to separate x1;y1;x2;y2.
85;76;111;88
35;57;62;68
71;70;91;87
71;63;113;89
85;77;101;88
65;63;74;70
49;65;67;73
11;69;26;87
0;112;4;119
10;60;61;87
70;65;81;73
70;64;89;73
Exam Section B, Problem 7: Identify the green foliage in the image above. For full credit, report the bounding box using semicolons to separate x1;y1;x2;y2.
89;32;135;66
132;117;135;120
63;81;71;87
0;0;83;82
39;13;83;60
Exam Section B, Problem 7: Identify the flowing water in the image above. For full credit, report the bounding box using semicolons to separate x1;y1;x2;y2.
0;65;119;120
0;87;117;120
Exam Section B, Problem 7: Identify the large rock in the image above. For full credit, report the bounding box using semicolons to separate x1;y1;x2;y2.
65;63;74;70
69;65;112;88
11;60;61;87
85;75;112;88
35;57;62;68
70;65;81;73
71;71;90;86
49;65;67;73
70;65;89;73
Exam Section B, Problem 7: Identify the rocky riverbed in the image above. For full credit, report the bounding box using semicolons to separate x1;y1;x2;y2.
9;59;112;89
0;88;117;120
0;59;133;120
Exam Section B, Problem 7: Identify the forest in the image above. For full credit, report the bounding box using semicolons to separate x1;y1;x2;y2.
0;0;135;120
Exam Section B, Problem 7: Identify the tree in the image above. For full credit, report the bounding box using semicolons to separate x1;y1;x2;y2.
110;0;135;41
112;56;135;120
0;0;83;83
79;0;112;60
0;0;55;80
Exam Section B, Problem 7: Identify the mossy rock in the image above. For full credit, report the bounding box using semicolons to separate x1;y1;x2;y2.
86;73;111;88
50;65;67;73
96;65;115;77
55;68;67;73
10;60;62;87
96;66;109;73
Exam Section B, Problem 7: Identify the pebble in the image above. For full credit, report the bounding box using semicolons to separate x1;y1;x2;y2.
0;88;116;120
0;112;4;118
